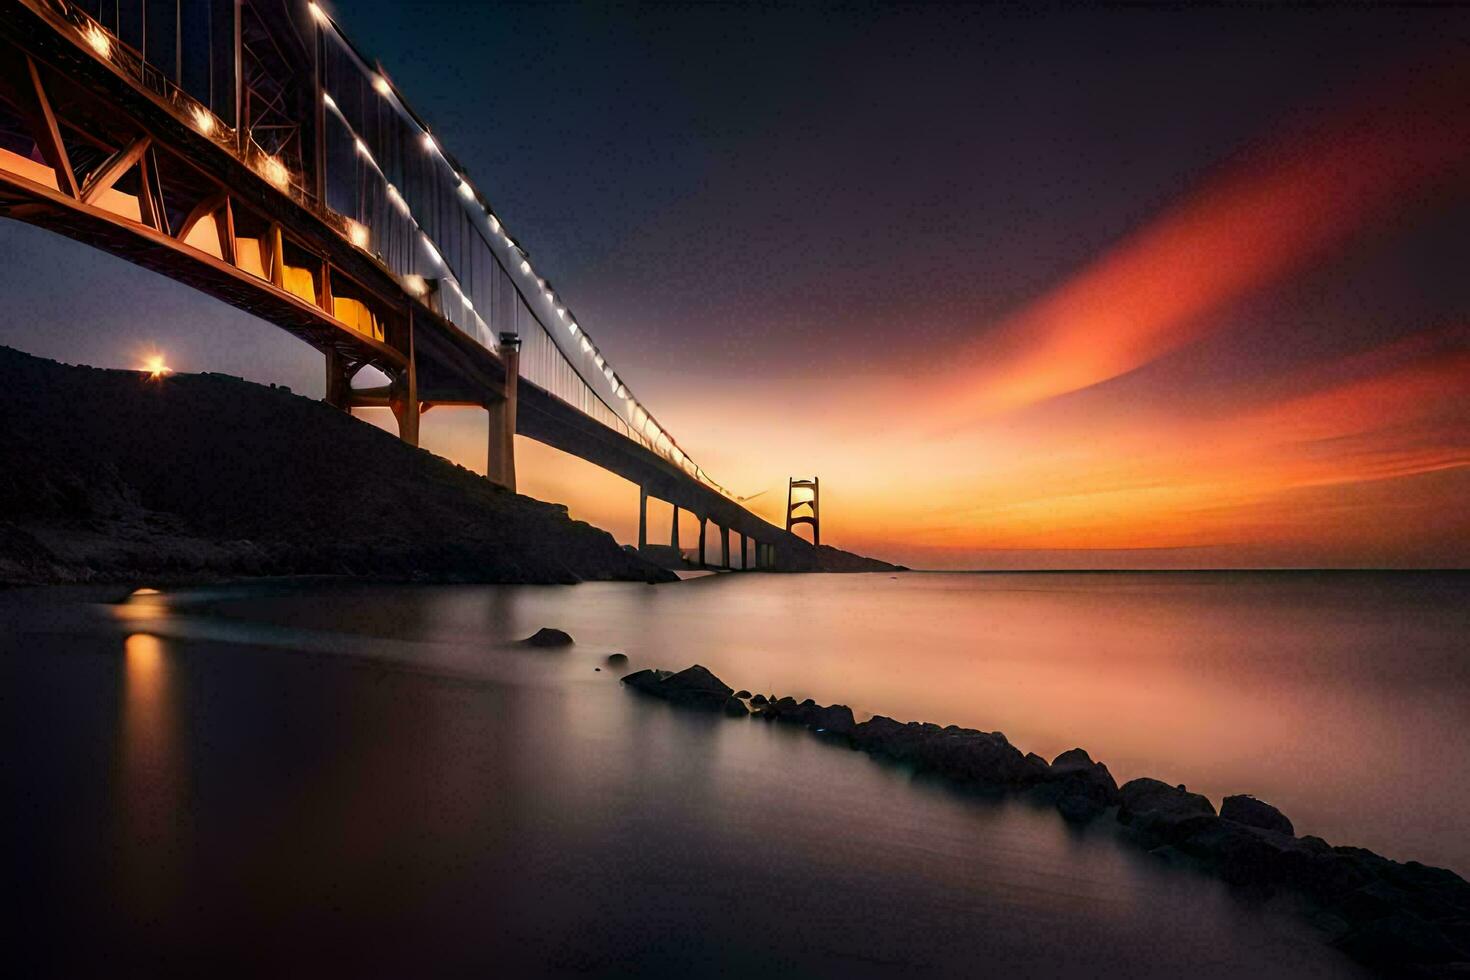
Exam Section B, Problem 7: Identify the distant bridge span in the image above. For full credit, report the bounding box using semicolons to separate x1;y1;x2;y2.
0;0;809;569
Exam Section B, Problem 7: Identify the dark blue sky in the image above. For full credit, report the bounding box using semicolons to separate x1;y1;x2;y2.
8;2;1462;392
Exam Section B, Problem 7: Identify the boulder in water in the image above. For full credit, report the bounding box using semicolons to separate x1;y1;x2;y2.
1042;747;1120;822
620;664;733;710
723;696;749;717
849;716;1039;786
523;627;573;647
1118;778;1217;841
606;652;629;664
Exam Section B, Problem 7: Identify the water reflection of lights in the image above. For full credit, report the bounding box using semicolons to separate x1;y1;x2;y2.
125;632;164;678
120;631;183;908
113;587;169;624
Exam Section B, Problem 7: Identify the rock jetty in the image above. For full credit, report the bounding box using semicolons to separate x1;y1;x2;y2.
623;664;1470;975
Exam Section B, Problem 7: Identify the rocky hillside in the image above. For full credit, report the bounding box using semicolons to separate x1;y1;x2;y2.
0;345;672;585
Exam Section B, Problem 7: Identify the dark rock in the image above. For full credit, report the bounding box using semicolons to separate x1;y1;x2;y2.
758;696;856;735
1176;818;1326;888
808;704;856;736
621;668;672;694
849;716;1038;786
660;664;734;704
620;664;733;711
1221;794;1295;836
734;690;751;699
1048;747;1120;821
524;627;573;647
605;652;628;664
749;694;768;705
723;696;749;717
1118;778;1217;841
1050;747;1094;772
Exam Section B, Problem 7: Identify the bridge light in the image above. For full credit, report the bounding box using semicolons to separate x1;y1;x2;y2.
422;132;438;154
556;307;566;319
354;137;370;158
189;104;216;137
616;384;628;399
457;179;474;200
488;214;501;233
580;337;593;354
403;274;428;296
568;321;579;335
519;259;531;275
387;183;410;214
308;1;328;24
258;154;290;190
372;74;391;97
82;22;111;59
594;354;605;370
322;92;337;111
345;218;370;249
422;234;442;266
605;367;617;384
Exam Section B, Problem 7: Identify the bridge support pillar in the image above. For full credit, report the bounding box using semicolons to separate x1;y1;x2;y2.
740;533;748;570
388;360;419;447
720;526;731;570
671;505;680;554
487;333;520;491
638;487;648;551
697;517;707;568
324;349;352;411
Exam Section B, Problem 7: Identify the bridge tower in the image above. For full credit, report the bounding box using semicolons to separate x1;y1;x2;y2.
487;333;520;491
786;477;820;547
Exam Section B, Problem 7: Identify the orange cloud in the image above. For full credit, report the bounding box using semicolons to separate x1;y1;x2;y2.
929;54;1470;424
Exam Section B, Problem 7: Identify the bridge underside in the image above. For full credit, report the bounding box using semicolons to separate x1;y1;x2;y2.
0;0;811;567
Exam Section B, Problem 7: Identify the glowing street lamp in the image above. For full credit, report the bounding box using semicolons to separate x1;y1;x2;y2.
142;354;171;381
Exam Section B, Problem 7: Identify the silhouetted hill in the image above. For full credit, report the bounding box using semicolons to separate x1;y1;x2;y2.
0;346;673;585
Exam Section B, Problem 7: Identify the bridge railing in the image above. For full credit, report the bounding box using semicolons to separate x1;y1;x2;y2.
58;0;738;501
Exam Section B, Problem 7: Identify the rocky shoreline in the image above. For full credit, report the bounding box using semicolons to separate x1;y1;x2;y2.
623;664;1470;976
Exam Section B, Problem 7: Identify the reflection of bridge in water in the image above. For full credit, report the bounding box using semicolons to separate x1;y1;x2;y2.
0;0;816;570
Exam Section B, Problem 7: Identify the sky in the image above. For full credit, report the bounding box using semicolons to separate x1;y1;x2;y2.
2;2;1467;569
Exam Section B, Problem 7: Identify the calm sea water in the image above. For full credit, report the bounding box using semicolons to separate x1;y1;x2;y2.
5;571;1464;975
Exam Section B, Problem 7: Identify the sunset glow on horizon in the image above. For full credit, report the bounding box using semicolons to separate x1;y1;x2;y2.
345;56;1470;570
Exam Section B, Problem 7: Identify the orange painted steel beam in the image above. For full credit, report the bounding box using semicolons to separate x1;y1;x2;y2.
0;164;406;370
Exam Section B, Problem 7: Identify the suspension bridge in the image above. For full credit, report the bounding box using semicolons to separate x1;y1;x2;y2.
0;0;827;570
